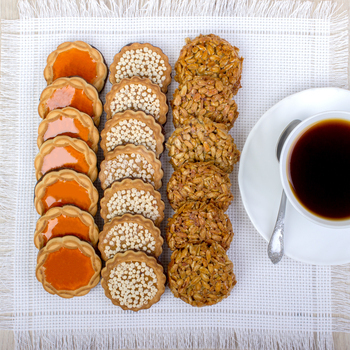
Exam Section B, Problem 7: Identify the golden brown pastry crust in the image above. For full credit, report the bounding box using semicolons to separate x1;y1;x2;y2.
100;178;165;226
34;135;98;182
105;77;168;124
37;107;99;153
98;214;163;261
109;43;172;93
44;41;108;92
34;169;99;216
99;144;163;190
38;77;103;126
34;205;99;250
101;250;166;311
36;236;101;298
100;110;164;158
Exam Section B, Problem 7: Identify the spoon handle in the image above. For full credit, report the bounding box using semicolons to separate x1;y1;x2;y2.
268;190;287;264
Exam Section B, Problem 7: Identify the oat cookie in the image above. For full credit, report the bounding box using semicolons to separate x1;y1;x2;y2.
34;135;97;181
98;214;163;261
34;169;99;216
37;107;99;153
166;202;233;251
167;117;240;173
38;77;103;126
167;161;233;211
109;43;172;93
105;77;168;124
101;111;164;158
99;144;163;190
172;76;239;129
100;178;165;226
174;34;243;94
36;236;101;298
168;243;236;307
44;41;108;92
101;251;166;311
34;205;99;250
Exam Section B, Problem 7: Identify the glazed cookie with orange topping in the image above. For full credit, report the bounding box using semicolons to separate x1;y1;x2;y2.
105;77;168;124
34;136;97;182
99;145;163;190
34;206;99;250
101;111;164;158
174;34;243;94
37;107;99;153
44;41;108;92
101;251;166;311
98;214;163;261
38;77;103;126
36;236;101;298
34;169;99;216
109;43;172;93
100;179;164;226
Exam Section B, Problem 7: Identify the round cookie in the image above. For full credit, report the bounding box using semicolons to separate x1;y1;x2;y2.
168;243;237;307
101;251;166;311
36;236;101;298
98;214;163;261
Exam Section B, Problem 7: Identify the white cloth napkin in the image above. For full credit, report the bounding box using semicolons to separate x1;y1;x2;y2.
0;0;349;349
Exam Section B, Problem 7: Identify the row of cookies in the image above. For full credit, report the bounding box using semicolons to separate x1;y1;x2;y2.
97;43;171;311
34;41;108;298
166;34;242;307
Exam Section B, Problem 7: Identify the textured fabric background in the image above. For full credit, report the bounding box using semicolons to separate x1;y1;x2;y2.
0;1;349;349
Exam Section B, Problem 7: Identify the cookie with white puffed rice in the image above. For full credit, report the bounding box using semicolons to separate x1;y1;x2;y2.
104;76;168;124
100;111;164;158
98;214;163;261
109;43;172;93
101;250;165;311
100;178;165;226
99;144;163;190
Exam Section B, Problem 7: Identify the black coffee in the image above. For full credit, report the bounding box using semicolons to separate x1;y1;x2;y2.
288;119;350;220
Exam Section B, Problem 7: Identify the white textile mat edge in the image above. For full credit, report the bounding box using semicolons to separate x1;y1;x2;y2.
0;0;349;349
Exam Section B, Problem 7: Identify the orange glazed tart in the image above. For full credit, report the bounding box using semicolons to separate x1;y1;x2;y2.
44;41;108;92
104;77;168;124
37;107;99;153
99;144;163;190
34;169;99;216
100;111;164;158
36;236;101;298
34;205;99;250
98;214;163;261
100;179;165;226
38;77;103;126
34;136;97;182
109;43;172;93
101;251;166;311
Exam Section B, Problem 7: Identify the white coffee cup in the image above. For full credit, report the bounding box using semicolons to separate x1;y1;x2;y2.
279;110;350;229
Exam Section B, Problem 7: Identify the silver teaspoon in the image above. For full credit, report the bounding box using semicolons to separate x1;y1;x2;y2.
268;119;301;264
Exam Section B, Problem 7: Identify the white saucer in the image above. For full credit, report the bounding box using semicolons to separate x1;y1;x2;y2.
238;87;350;265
